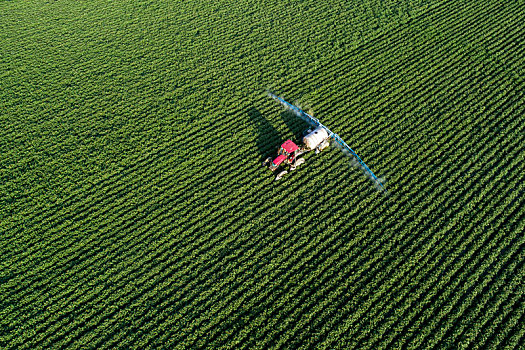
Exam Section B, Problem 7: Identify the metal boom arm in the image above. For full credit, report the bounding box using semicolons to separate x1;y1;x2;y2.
267;92;320;128
330;133;386;193
268;91;386;193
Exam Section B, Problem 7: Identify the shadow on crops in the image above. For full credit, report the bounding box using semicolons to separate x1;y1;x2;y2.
247;107;283;160
247;107;311;161
280;110;310;141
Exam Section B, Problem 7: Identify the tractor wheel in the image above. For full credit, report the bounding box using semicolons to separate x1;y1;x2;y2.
262;157;271;167
275;170;288;181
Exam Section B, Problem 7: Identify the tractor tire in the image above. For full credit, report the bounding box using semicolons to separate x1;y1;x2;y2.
275;170;288;181
262;157;271;167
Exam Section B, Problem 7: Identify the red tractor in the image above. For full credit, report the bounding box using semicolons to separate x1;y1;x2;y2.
262;139;307;180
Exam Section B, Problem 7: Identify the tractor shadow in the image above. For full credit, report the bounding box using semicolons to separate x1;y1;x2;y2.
280;110;311;141
247;107;311;161
247;107;283;161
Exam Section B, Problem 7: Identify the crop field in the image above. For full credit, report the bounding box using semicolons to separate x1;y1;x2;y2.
1;0;524;348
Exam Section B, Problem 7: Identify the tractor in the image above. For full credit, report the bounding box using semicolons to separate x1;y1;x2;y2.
262;126;330;180
260;92;387;193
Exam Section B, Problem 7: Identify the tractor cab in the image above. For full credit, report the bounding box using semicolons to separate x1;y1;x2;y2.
276;139;299;164
280;139;299;155
263;139;304;176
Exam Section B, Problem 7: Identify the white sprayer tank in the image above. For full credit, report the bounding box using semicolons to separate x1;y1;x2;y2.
303;126;329;150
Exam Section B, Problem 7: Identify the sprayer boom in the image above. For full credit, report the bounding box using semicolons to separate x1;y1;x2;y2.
267;91;387;193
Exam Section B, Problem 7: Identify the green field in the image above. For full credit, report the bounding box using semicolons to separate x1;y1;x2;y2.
1;0;524;348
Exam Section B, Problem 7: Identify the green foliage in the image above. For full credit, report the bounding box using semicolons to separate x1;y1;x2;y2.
1;0;523;348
